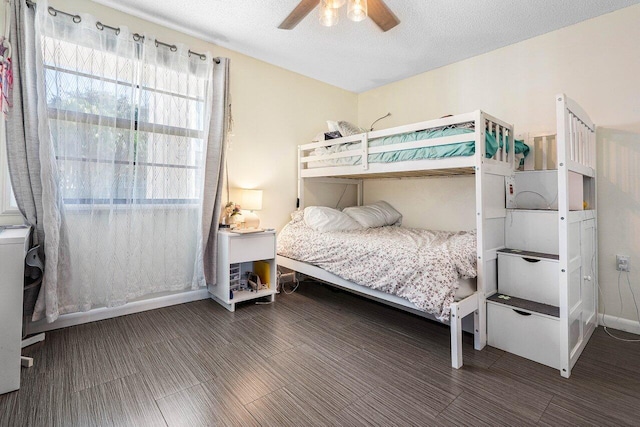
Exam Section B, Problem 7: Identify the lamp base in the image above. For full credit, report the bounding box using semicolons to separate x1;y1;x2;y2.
242;211;260;229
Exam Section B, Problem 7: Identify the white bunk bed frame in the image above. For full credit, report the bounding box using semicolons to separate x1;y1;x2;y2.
556;93;598;377
278;95;596;374
278;110;515;369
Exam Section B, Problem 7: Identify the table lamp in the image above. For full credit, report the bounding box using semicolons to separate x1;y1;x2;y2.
241;189;263;229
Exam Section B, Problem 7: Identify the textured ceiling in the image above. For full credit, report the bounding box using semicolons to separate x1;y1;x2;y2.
93;0;639;93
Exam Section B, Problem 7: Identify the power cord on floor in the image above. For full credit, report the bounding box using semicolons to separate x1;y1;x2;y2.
283;280;300;295
597;254;640;342
277;270;300;295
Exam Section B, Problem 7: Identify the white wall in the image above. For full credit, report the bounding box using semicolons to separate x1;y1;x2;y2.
357;5;640;326
363;177;476;231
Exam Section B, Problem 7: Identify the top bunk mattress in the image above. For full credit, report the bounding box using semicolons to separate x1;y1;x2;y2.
277;210;477;321
308;125;529;168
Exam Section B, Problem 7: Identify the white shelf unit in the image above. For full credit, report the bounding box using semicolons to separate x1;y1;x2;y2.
487;94;597;378
210;230;277;312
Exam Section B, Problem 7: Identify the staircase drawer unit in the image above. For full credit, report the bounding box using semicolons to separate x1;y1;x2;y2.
487;295;560;370
497;249;559;306
505;210;558;254
487;95;598;378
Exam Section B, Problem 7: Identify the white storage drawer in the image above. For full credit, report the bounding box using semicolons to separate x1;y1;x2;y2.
505;210;559;254
498;250;559;306
228;233;275;264
488;301;560;370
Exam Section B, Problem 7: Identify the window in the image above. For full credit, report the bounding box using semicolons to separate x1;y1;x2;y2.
42;35;208;206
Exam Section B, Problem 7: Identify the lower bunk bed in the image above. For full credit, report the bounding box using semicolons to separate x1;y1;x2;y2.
282;109;521;369
276;209;482;369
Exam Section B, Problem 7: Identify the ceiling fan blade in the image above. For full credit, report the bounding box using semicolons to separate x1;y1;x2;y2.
278;0;321;29
368;0;400;32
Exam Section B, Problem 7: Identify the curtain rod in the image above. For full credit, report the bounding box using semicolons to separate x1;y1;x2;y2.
24;0;221;64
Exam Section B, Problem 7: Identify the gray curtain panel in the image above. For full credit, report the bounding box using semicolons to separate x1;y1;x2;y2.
6;0;70;322
202;58;230;285
5;1;39;240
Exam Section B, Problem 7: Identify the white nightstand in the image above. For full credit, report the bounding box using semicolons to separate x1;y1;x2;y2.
209;230;277;312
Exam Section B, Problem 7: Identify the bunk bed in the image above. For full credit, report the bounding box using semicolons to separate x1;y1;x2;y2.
278;110;517;369
278;95;596;375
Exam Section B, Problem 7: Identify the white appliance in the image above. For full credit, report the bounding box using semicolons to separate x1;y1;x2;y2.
506;170;583;211
0;226;30;395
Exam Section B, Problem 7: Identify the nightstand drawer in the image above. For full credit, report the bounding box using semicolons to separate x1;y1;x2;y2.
228;233;275;264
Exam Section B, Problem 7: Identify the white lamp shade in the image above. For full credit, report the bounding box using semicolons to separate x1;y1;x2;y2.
241;189;263;211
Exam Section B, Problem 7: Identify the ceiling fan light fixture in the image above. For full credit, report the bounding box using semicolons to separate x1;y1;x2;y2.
347;0;367;22
325;0;346;8
319;0;339;26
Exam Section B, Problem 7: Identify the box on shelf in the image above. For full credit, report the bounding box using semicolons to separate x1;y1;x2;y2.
253;260;271;288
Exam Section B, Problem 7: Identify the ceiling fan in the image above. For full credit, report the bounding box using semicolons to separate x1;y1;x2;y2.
278;0;400;32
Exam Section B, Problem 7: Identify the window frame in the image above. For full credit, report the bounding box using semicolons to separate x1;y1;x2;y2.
42;42;208;208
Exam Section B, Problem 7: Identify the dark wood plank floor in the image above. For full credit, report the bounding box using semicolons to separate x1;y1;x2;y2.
2;280;640;426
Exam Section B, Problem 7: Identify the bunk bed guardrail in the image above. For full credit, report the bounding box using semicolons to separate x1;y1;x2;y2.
562;95;596;175
298;111;515;178
524;96;594;175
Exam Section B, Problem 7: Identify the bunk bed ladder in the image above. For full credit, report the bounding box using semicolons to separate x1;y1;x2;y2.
474;110;488;353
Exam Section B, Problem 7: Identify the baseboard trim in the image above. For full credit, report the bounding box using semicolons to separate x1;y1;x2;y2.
598;313;640;336
28;289;210;334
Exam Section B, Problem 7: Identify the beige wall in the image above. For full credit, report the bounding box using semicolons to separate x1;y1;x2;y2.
357;5;640;326
0;0;358;230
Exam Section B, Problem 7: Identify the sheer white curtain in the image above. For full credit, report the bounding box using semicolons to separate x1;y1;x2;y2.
35;0;213;314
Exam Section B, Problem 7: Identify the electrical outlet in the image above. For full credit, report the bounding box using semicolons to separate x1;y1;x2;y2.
616;255;630;272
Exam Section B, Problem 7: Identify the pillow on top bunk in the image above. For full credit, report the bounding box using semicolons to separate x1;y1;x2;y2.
326;120;366;137
337;121;366;136
303;206;362;233
343;201;403;228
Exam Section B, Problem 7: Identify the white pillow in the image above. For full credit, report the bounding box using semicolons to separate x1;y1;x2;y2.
342;201;402;228
303;206;362;233
337;121;366;136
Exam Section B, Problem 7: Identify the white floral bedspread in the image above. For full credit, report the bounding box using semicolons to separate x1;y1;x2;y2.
277;211;477;321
